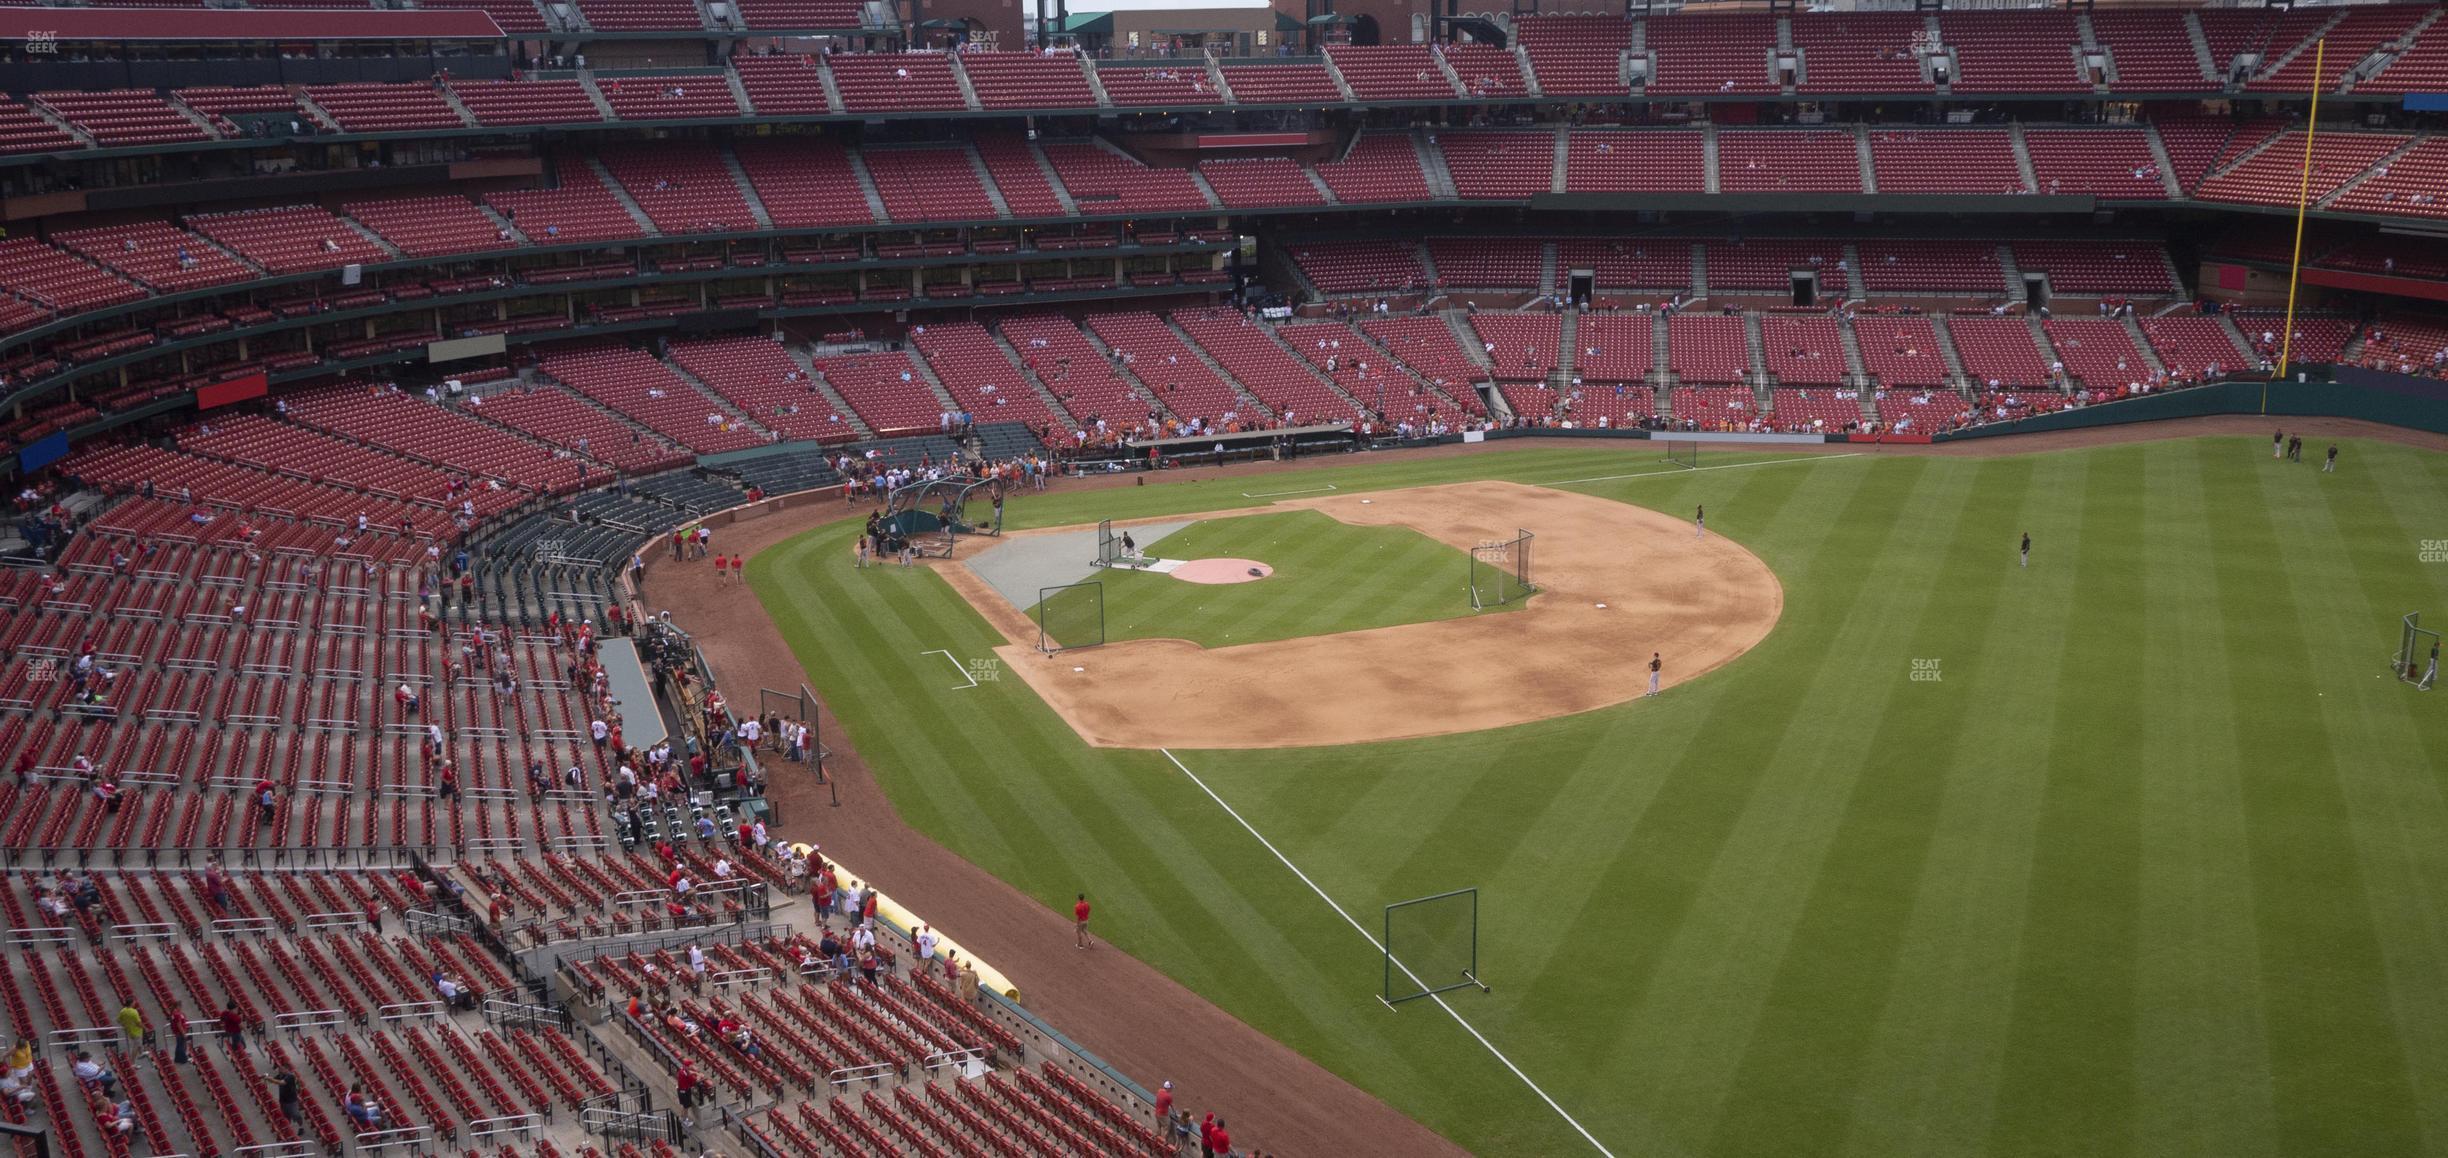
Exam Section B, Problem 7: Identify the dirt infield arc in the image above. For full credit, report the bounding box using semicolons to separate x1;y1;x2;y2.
937;480;1785;750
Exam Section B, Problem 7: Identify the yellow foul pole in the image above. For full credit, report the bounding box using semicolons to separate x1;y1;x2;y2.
2272;38;2327;401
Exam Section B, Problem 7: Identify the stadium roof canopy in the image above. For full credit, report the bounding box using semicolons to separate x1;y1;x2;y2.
0;6;505;40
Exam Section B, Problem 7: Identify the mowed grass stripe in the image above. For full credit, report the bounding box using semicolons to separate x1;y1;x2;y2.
1706;454;2039;1156
1835;454;2071;1158
1985;445;2151;1156
2202;447;2422;1156
2281;442;2448;1151
2131;441;2282;1158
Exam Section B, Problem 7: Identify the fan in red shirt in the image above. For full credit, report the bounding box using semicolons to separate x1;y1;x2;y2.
1073;894;1092;949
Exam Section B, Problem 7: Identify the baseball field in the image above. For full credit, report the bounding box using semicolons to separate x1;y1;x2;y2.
746;435;2448;1157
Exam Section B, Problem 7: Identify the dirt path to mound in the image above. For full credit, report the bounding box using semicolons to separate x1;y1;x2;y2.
939;479;1782;749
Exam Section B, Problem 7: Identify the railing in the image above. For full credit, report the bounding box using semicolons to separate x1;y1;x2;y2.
0;842;443;871
581;1105;686;1144
480;997;570;1032
346;1124;434;1154
468;1113;545;1145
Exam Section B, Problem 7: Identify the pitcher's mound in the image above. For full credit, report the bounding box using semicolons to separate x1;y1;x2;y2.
1174;558;1273;584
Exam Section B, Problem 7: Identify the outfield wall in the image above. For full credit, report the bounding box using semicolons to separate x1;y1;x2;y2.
1935;370;2448;441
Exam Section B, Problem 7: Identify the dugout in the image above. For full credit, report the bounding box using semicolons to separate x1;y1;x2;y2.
1128;421;1360;469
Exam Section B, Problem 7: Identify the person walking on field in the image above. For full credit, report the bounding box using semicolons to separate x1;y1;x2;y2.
2274;429;2284;459
2020;532;2030;569
1695;504;1705;539
2325;445;2339;473
1074;894;1092;949
1647;652;1661;697
2423;640;2440;691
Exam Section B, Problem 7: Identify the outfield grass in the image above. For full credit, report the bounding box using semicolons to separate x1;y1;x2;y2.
1028;509;1520;648
749;438;2448;1158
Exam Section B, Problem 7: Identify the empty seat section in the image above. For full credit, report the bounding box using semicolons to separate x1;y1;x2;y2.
1572;314;1651;384
1287;241;1427;294
829;54;968;112
2009;240;2179;295
0;98;80;155
960;52;1097;109
1517;16;1631;96
1760;317;1849;386
1443;44;1526;97
2360;18;2448;95
1556;239;1692;292
1426;239;1539;290
1085;312;1256;424
973;136;1066;217
2234;310;2353;365
812;347;944;433
1361;316;1488;403
2249;6;2422;93
2197;9;2318;80
53;221;253;292
1467;314;1561;381
1094;64;1221;107
33;90;210;146
1038;143;1209;214
1856;241;2004;295
572;0;704;30
1769;387;1863;431
304;83;463;131
1196;157;1325;208
415;0;548;32
283;386;586;493
1437;130;1554;198
2025;128;2165;198
1666;315;1752;384
1872;389;1964;432
2089;11;2210;91
2351;317;2448;372
0;239;145;312
2196;131;2409;208
340;194;510;256
732;138;874;227
1938;12;2088;93
863;147;1000;222
1176;310;1358;423
2041;317;2152;389
1946;317;2052;388
998;313;1153;423
1221;64;1339;104
1705;239;1845;292
448;79;601;126
483;160;648;242
2329;138;2448;219
1672;384;1757;425
1325;45;1457;100
910;322;1070;434
1565;129;1704;193
599;142;757;233
733;54;833;114
187;205;389;273
667;335;859;442
1868;129;2025;194
1314;134;1431;203
537;343;767;452
171;85;300;135
733;0;861;27
2139;316;2248;380
1791;13;1931;95
470;386;690;472
1854;317;1954;388
1644;13;1777;95
595;75;741;120
1718;130;1861;193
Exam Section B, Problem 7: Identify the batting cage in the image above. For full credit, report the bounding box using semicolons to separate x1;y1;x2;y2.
2399;612;2440;687
1381;887;1488;1009
1035;581;1106;653
1469;528;1536;610
1661;440;1699;469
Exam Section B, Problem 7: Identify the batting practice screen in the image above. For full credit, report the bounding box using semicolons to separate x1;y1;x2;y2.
1035;581;1105;653
1092;519;1121;568
1469;529;1536;610
2400;611;2439;684
1382;887;1487;1007
1661;440;1699;469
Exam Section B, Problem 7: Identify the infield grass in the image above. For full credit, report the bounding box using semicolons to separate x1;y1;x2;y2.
1028;509;1521;648
749;438;2448;1158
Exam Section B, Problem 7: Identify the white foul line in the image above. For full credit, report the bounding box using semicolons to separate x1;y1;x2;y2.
1239;483;1339;499
1540;451;1865;487
921;649;978;690
1158;748;1621;1158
